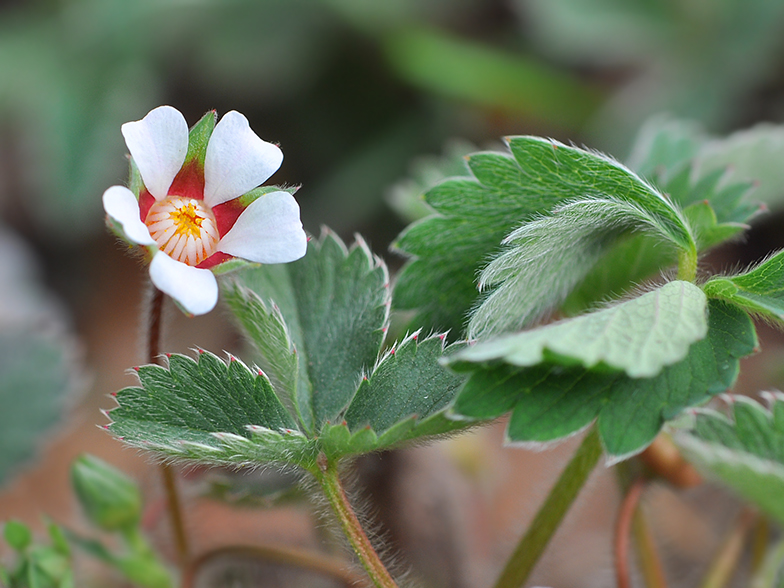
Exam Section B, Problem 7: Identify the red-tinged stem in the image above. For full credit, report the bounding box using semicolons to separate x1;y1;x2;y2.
312;454;399;588
616;477;644;588
632;501;668;588
147;285;190;568
180;544;371;588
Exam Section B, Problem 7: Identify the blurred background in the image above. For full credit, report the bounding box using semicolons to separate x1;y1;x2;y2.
3;0;784;586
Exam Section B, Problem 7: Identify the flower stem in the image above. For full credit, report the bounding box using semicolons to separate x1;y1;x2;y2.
312;454;399;588
181;544;371;588
147;285;190;567
632;504;668;588
492;427;603;588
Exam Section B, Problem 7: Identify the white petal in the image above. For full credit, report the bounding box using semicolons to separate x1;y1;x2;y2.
102;186;156;246
149;252;219;316
217;191;307;263
122;106;188;200
203;111;283;207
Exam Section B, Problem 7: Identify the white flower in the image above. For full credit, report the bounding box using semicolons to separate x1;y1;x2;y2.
102;106;307;315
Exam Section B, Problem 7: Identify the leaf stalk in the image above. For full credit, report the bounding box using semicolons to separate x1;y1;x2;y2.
312;454;399;588
492;426;603;588
677;247;698;282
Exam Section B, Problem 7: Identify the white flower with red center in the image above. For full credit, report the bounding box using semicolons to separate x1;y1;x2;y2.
102;106;307;315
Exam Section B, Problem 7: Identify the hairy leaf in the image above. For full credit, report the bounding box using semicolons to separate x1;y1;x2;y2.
675;394;784;524
232;231;389;432
453;281;707;378
452;300;756;461
703;250;784;325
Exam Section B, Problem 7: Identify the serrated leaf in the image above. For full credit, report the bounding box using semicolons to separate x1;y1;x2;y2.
469;189;695;337
452;281;707;379
452;300;756;460
703;250;784;325
112;233;473;466
563;118;758;314
675;394;784;524
108;351;313;467
395;136;695;336
344;334;467;437
232;231;389;432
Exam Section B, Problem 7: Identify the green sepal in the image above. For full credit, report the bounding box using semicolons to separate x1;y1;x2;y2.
703;249;784;325
236;185;299;208
182;110;216;172
675;393;784;525
452;300;757;461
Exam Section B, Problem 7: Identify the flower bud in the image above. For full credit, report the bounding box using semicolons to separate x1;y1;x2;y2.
70;454;142;532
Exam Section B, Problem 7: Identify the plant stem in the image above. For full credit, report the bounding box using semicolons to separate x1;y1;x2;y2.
632;496;668;588
493;427;603;588
699;508;755;588
147;285;190;567
312;454;398;588
615;478;645;588
181;544;371;588
677;247;698;282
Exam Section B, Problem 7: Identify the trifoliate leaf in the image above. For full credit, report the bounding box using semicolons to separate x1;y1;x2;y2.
703;250;784;325
111;232;472;467
394;135;695;337
451;300;756;461
564;117;758;314
452;281;707;378
675;394;784;524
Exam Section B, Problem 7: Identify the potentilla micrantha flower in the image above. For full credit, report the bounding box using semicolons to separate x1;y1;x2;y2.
102;106;307;315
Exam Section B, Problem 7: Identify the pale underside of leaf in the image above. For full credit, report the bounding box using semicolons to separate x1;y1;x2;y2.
675;394;784;524
454;280;708;378
469;196;693;338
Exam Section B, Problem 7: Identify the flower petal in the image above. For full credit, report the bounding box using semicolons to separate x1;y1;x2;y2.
203;111;283;207
102;186;156;246
216;191;307;263
149;252;219;316
122;106;188;200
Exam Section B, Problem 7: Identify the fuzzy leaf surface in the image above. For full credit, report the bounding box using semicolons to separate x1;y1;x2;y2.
109;337;469;466
564;118;758;313
452;300;756;460
703;250;784;325
675;394;784;524
394;136;693;335
232;231;389;432
452;281;707;378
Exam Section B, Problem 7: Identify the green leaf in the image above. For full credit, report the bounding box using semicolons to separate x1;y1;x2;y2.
703;250;784;325
394;136;694;336
452;281;707;378
111;233;472;466
4;521;32;551
231;231;390;432
0;329;75;484
109;351;311;466
452;300;756;460
675;393;784;525
563;117;758;314
468;185;695;337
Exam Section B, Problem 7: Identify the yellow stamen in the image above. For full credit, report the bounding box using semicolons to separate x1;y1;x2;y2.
145;196;219;266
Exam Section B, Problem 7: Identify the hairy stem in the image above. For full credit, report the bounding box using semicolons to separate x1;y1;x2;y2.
181;544;371;588
147;285;190;567
312;455;399;588
493;427;603;588
677;247;698;282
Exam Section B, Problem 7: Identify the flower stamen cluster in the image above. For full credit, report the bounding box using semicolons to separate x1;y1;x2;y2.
146;196;219;266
